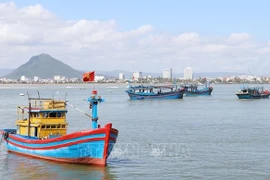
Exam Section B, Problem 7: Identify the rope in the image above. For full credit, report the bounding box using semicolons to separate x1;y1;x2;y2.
66;102;92;118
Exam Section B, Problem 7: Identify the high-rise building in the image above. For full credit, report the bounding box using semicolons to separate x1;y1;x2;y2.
184;67;193;80
163;68;172;79
133;72;142;80
119;73;125;80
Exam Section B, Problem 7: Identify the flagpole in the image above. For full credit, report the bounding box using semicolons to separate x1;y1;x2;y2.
92;71;95;92
82;71;97;129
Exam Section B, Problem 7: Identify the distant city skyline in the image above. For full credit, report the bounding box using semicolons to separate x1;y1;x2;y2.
1;1;270;75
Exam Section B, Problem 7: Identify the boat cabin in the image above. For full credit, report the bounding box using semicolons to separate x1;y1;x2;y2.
129;85;176;94
16;98;68;139
183;84;198;92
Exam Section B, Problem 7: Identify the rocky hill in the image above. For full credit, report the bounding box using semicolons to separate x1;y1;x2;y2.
5;54;83;79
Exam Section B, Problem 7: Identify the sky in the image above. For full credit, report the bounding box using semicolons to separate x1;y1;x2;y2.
0;1;270;74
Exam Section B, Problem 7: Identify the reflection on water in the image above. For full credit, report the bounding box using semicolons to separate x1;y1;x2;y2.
0;151;117;180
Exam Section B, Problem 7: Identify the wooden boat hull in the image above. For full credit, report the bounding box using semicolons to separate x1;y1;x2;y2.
125;90;184;100
236;93;270;99
1;124;118;166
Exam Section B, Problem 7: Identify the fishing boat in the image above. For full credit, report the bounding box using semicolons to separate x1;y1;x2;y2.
125;84;184;100
236;86;270;99
181;82;213;96
0;90;118;166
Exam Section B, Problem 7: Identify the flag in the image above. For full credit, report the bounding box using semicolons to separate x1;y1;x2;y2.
83;71;95;82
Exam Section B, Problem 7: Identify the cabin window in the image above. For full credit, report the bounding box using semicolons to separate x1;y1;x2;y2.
56;112;65;118
62;125;66;128
46;125;50;129
41;125;45;129
49;112;56;117
51;125;56;128
34;127;38;137
31;112;40;117
57;125;61;128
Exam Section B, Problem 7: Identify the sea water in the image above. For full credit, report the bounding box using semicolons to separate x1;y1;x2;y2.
0;84;269;180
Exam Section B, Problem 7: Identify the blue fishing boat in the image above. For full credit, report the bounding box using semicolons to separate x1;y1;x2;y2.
126;84;184;100
0;90;118;166
181;82;213;96
236;86;270;99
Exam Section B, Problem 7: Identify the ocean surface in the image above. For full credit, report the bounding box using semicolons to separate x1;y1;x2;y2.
0;83;270;180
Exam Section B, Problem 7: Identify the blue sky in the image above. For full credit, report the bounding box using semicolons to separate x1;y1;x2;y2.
7;0;270;38
0;1;270;74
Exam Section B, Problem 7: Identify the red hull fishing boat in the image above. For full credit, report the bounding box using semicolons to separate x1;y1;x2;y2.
1;71;118;166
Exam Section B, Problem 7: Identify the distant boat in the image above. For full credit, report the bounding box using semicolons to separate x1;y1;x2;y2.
125;84;184;100
236;86;270;99
181;82;213;96
106;86;119;89
19;93;24;96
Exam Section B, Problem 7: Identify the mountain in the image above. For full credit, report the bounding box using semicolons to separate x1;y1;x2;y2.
5;54;83;79
2;53;248;79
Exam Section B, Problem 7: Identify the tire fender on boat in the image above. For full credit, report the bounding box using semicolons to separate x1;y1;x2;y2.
3;132;8;139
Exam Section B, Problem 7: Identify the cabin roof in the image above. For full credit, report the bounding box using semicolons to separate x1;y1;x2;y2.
19;107;67;112
130;85;175;89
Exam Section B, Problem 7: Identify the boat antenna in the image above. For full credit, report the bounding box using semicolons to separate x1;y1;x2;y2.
248;69;254;76
148;78;153;85
248;69;257;84
37;91;42;108
55;91;59;100
28;101;31;137
65;91;68;101
27;91;30;101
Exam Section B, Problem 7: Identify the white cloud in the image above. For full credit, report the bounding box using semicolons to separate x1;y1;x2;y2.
227;33;252;44
200;44;227;53
173;33;200;45
0;2;270;75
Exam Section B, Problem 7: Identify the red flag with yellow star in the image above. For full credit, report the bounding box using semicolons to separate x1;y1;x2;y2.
83;71;95;82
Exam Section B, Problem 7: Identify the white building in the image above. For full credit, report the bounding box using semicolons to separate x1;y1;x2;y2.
33;76;40;82
20;76;26;81
163;68;172;79
184;67;193;80
95;76;105;82
133;72;142;80
54;76;65;81
119;73;125;80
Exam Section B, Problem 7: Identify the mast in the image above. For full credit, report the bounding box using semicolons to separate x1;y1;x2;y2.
27;91;31;137
28;102;31;137
87;90;103;129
